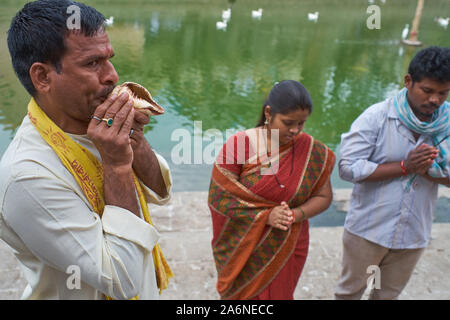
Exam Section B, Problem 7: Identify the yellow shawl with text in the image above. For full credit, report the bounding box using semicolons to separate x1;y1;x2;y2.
27;98;173;299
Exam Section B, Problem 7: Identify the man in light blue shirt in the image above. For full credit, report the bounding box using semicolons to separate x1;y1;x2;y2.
335;47;450;300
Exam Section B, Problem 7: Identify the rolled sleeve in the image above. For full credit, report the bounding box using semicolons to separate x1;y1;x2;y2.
102;205;160;252
339;158;379;183
142;152;172;205
339;107;381;183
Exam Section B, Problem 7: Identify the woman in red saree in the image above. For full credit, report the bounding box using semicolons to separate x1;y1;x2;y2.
208;80;336;300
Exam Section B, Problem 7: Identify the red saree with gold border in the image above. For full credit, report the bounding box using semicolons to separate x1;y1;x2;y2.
208;129;335;300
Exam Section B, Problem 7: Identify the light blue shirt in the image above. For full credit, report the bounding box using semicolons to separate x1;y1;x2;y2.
339;97;441;249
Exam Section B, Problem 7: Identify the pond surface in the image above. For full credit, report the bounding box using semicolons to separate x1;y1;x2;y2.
1;0;449;191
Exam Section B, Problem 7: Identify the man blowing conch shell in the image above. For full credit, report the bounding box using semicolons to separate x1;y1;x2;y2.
111;82;165;116
0;0;173;300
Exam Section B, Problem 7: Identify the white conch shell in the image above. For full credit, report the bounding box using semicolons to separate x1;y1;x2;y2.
111;82;164;116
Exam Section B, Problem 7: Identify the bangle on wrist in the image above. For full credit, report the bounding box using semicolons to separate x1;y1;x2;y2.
400;160;407;176
298;207;306;222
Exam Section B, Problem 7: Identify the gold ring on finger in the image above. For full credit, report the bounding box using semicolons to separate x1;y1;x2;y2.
102;118;114;127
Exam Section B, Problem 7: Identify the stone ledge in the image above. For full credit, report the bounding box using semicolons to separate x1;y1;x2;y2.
1;190;449;300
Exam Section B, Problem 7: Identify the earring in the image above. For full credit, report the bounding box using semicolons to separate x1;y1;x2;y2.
264;119;268;125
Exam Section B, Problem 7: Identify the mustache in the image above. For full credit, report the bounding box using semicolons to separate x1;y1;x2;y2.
423;103;439;109
95;86;115;100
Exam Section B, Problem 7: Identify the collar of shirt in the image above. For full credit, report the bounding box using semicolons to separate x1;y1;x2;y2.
387;98;429;146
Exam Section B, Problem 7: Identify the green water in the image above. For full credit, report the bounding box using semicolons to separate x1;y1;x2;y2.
0;0;449;191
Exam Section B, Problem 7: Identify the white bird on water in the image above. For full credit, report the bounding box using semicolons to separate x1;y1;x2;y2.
401;24;409;40
435;17;449;29
105;16;114;26
308;12;319;22
251;8;263;19
216;20;227;31
222;8;231;21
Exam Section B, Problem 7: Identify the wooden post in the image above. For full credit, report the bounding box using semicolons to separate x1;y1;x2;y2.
402;0;424;46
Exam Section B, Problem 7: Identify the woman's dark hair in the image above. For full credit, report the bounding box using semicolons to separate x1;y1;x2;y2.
408;46;450;84
256;80;313;127
7;0;106;96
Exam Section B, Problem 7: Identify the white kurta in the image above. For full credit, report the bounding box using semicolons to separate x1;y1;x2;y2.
0;116;172;300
